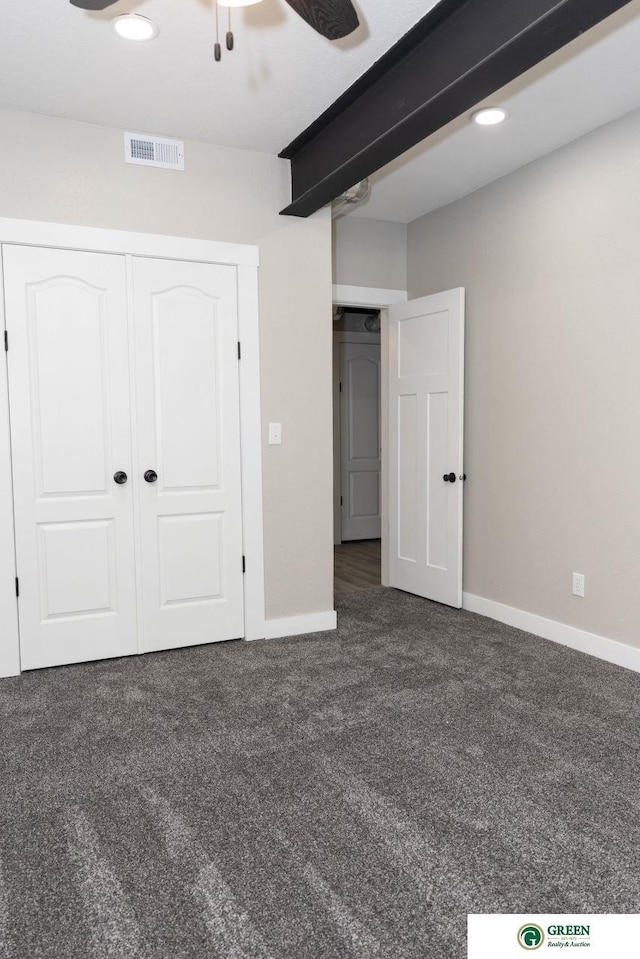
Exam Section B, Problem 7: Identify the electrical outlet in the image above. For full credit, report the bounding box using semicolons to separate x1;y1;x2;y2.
572;572;585;598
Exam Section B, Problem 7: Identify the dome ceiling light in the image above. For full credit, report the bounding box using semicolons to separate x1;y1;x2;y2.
472;107;509;126
112;14;159;42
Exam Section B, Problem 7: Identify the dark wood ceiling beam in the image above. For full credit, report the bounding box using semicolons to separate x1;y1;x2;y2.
279;0;634;217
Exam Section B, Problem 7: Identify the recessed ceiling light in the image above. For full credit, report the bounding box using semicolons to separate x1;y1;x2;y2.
113;14;159;42
472;107;509;127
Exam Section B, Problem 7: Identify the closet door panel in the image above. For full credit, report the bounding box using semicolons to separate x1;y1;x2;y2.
132;258;244;651
3;246;138;670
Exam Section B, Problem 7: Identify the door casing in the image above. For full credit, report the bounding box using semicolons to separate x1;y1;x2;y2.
0;218;265;677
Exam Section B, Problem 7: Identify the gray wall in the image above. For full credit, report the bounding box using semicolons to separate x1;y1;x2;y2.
408;109;640;648
333;216;407;290
0;107;334;622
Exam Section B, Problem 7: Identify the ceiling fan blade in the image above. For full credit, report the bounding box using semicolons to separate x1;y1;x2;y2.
283;0;359;41
69;0;120;10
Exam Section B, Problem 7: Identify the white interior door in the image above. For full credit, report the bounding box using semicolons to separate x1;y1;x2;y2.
388;289;465;607
132;258;244;652
3;245;138;670
340;341;381;541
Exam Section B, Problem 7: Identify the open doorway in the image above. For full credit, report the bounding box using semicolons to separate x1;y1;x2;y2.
331;283;465;609
332;305;382;597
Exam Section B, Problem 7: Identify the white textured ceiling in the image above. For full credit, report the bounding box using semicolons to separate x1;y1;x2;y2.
352;0;640;223
0;0;437;154
3;0;640;221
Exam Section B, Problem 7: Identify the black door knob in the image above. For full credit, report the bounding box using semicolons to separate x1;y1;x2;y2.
443;472;457;483
144;470;158;484
113;471;128;485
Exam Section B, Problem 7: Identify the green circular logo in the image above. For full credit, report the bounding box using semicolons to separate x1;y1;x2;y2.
517;924;545;950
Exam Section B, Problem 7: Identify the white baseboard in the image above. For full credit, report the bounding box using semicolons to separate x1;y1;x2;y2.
462;592;640;674
0;662;21;680
261;610;338;641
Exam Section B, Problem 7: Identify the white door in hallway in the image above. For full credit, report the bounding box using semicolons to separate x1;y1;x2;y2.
340;341;381;541
132;258;245;652
388;289;465;608
3;246;138;670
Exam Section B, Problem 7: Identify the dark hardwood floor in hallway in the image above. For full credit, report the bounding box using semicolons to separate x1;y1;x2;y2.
334;539;382;595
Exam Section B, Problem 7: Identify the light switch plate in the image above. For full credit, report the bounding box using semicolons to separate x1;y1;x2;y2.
269;423;282;445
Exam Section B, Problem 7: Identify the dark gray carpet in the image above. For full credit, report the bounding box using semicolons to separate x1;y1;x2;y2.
1;587;639;959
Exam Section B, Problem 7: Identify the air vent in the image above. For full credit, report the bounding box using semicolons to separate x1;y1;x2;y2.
124;132;185;171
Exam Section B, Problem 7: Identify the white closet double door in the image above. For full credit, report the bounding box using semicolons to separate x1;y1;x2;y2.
3;245;244;671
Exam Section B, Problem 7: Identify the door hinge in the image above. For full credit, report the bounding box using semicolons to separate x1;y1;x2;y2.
340;496;343;506
3;331;8;352
15;577;19;598
339;381;342;392
242;556;246;573
237;341;241;360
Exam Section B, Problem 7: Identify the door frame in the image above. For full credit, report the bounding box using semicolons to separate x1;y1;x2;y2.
332;285;408;587
0;217;265;677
